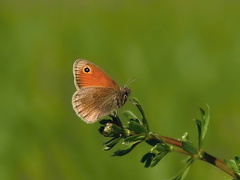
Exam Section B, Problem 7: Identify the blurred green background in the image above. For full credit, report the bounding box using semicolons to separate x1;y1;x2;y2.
1;0;240;179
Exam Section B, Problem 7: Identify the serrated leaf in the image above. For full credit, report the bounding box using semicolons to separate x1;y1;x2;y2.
128;121;148;133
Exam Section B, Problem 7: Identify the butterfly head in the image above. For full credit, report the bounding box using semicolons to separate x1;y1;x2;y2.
119;86;131;106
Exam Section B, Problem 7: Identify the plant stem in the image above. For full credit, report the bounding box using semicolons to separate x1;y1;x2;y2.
154;134;240;179
201;151;240;179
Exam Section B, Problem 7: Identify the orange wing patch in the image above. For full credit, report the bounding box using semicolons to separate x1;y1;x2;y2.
73;59;119;89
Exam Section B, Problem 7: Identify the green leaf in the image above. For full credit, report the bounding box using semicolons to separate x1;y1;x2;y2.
182;141;198;156
113;143;139;156
141;153;155;167
193;119;202;149
99;119;113;125
150;143;171;154
141;152;152;163
99;125;116;137
113;135;146;156
171;166;190;180
109;114;123;128
111;124;125;135
235;156;240;164
181;133;198;155
122;134;146;146
150;151;168;167
128;121;148;134
201;105;210;143
130;98;150;132
123;110;140;122
194;105;210;149
141;143;170;168
171;158;194;180
103;137;122;151
225;156;240;175
145;133;164;146
145;138;162;146
99;123;124;137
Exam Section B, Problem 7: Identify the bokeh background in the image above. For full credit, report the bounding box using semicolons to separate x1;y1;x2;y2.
1;0;240;179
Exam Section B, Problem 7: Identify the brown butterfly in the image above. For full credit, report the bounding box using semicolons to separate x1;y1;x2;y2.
72;59;130;123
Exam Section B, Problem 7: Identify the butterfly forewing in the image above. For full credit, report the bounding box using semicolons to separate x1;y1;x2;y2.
73;59;118;89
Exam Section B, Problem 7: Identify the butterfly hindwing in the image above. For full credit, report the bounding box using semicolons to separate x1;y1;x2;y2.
72;87;119;123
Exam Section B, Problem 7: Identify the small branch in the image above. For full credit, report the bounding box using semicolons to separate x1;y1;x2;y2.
152;134;240;179
201;152;240;179
99;101;240;179
173;148;191;156
158;135;182;148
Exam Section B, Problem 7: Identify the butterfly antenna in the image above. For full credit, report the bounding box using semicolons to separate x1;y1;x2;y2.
125;77;139;87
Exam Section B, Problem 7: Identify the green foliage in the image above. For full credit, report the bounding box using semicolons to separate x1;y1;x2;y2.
225;156;240;178
171;158;193;180
194;105;210;149
113;143;138;156
128;120;148;134
129;98;150;132
103;137;122;151
123;134;147;146
141;151;169;168
113;135;147;156
99;99;240;180
141;142;171;167
181;132;198;156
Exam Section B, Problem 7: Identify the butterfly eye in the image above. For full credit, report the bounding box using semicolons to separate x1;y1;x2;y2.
83;66;91;73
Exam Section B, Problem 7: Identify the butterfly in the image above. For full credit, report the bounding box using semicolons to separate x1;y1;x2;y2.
72;59;130;123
